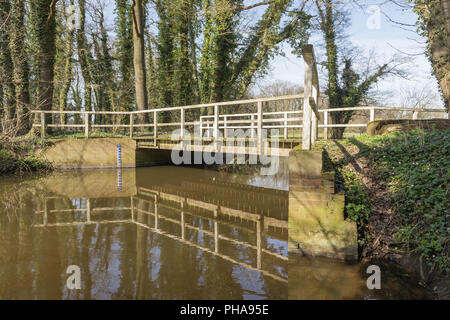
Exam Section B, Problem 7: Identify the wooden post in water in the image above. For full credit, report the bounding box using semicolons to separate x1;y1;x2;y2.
84;112;89;138
129;113;134;138
40;112;46;138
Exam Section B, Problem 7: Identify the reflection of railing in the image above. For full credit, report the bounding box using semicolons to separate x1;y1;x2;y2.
34;192;288;283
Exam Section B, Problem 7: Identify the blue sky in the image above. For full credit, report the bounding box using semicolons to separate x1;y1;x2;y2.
264;1;444;108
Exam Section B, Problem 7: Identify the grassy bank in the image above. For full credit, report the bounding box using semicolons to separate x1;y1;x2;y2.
0;137;52;175
313;129;449;294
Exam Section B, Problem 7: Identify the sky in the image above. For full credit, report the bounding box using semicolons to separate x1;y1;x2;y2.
100;0;444;109
262;1;444;108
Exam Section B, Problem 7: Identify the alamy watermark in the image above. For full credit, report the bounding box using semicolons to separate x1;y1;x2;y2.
66;265;81;290
366;265;381;290
366;5;381;30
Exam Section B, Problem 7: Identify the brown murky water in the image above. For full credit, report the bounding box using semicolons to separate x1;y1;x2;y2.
0;164;430;299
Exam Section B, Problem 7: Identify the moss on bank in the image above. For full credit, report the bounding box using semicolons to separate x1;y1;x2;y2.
0;137;52;175
311;129;449;287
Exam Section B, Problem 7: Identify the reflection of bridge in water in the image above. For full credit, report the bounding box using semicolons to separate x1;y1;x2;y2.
33;173;288;284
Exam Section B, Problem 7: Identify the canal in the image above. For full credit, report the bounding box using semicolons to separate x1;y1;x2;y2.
0;162;430;299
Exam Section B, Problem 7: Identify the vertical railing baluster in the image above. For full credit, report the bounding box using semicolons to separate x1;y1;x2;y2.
129;113;134;138
257;101;263;153
324;111;328;140
370;108;375;122
84;112;89;138
214;105;219;150
153;111;157;146
180;108;185;141
40;112;46;138
284;112;288;139
251;114;255;138
223;115;227;139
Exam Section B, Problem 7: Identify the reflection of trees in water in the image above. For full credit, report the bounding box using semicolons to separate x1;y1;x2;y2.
0;173;288;299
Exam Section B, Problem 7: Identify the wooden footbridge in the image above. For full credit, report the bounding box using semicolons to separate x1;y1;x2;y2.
32;44;447;154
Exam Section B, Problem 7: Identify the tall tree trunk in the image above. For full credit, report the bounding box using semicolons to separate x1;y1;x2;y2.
58;1;75;125
116;0;134;118
10;1;31;134
35;0;57;128
131;0;148;114
0;0;16;133
77;0;92;112
415;0;450;111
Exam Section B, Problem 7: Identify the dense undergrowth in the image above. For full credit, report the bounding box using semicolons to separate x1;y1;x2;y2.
0;136;52;175
317;129;449;275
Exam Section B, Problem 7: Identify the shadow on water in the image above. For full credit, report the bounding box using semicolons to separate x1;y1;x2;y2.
0;159;431;299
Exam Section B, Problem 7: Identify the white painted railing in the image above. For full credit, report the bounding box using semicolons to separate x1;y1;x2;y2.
31;44;448;150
